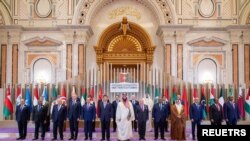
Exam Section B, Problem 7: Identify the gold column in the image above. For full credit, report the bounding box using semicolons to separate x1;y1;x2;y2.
66;44;73;79
232;44;239;87
245;44;250;87
12;44;18;85
177;44;183;79
1;44;7;88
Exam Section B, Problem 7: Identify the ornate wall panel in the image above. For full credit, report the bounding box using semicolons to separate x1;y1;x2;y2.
1;45;7;88
232;44;239;86
177;44;183;79
12;44;18;85
245;44;250;87
164;44;171;75
67;44;72;79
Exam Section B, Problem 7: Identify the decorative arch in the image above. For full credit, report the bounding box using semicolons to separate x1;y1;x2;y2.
0;2;12;25
94;17;155;65
194;56;221;84
239;1;250;24
73;0;175;25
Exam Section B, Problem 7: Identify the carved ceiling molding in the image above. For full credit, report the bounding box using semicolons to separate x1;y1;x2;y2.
247;13;250;24
188;36;227;47
77;0;173;24
0;10;4;25
23;36;63;47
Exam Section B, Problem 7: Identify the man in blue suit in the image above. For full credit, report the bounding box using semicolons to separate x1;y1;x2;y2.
224;96;240;125
135;98;149;140
82;97;96;140
98;95;112;141
152;98;168;140
51;98;67;140
68;94;81;140
130;94;139;132
32;98;48;140
189;97;203;140
111;95;120;132
16;99;30;140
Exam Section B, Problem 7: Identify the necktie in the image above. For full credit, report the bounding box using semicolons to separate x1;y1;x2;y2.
87;104;90;110
217;104;220;111
160;104;162;110
104;102;106;108
21;106;23;111
141;105;144;111
38;105;40;111
58;105;61;111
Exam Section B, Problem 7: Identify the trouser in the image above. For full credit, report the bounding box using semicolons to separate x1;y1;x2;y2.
45;115;50;131
34;121;45;138
92;120;96;131
192;120;201;139
154;120;165;139
132;120;137;131
164;119;169;131
84;121;93;139
53;121;64;139
17;121;27;138
101;119;110;140
112;117;117;131
228;119;237;125
138;121;146;139
69;119;79;138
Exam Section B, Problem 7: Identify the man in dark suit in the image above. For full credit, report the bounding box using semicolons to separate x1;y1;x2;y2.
189;97;203;140
68;94;81;140
111;95;120;132
98;95;112;141
223;96;240;125
135;98;149;140
16;99;30;140
32;98;48;140
209;98;223;125
52;98;67;140
130;94;139;132
82;97;96;140
152;98;168;140
163;98;170;132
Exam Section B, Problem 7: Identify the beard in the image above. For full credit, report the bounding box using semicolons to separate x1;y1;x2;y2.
122;97;127;101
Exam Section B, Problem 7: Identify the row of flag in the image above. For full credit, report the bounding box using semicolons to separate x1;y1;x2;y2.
3;83;250;119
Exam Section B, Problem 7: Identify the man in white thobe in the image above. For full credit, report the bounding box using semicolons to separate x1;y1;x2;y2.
143;94;153;132
116;94;135;141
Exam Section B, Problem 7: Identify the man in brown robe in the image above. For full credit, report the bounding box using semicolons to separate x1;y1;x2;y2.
170;95;186;140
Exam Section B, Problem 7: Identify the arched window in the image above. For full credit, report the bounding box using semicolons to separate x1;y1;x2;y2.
33;58;52;83
197;58;217;84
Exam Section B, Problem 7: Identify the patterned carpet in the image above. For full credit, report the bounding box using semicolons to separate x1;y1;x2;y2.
0;121;196;141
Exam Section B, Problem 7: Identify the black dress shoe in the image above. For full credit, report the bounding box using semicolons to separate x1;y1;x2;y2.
154;138;158;140
90;137;92;140
52;138;57;140
84;138;88;140
101;139;105;141
68;137;73;140
21;137;26;140
41;137;44;140
143;138;146;140
74;138;77;140
60;138;63;140
32;138;38;140
161;138;166;140
16;137;22;140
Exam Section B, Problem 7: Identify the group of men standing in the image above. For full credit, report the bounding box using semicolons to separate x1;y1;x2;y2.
15;92;241;141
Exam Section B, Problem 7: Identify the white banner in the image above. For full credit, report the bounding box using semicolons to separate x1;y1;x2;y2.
110;83;139;93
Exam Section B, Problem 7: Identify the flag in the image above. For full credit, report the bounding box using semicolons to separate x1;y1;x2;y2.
25;86;32;111
3;85;14;118
52;86;58;100
238;86;245;119
60;86;67;102
42;86;48;105
119;73;129;83
16;85;22;105
219;86;225;107
89;86;94;101
229;86;234;97
209;86;215;105
81;86;87;106
245;88;250;115
171;85;177;104
98;86;103;100
33;85;39;106
182;86;188;118
154;86;159;103
164;86;169;102
200;86;207;119
193;87;198;99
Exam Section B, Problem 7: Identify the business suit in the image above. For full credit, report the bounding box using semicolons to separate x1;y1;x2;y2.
98;101;112;140
32;104;48;140
189;103;203;140
82;103;96;140
152;102;168;139
52;104;67;140
111;100;119;131
163;101;170;132
209;103;223;125
135;104;149;140
68;100;81;139
16;104;30;139
130;99;139;131
223;101;240;125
